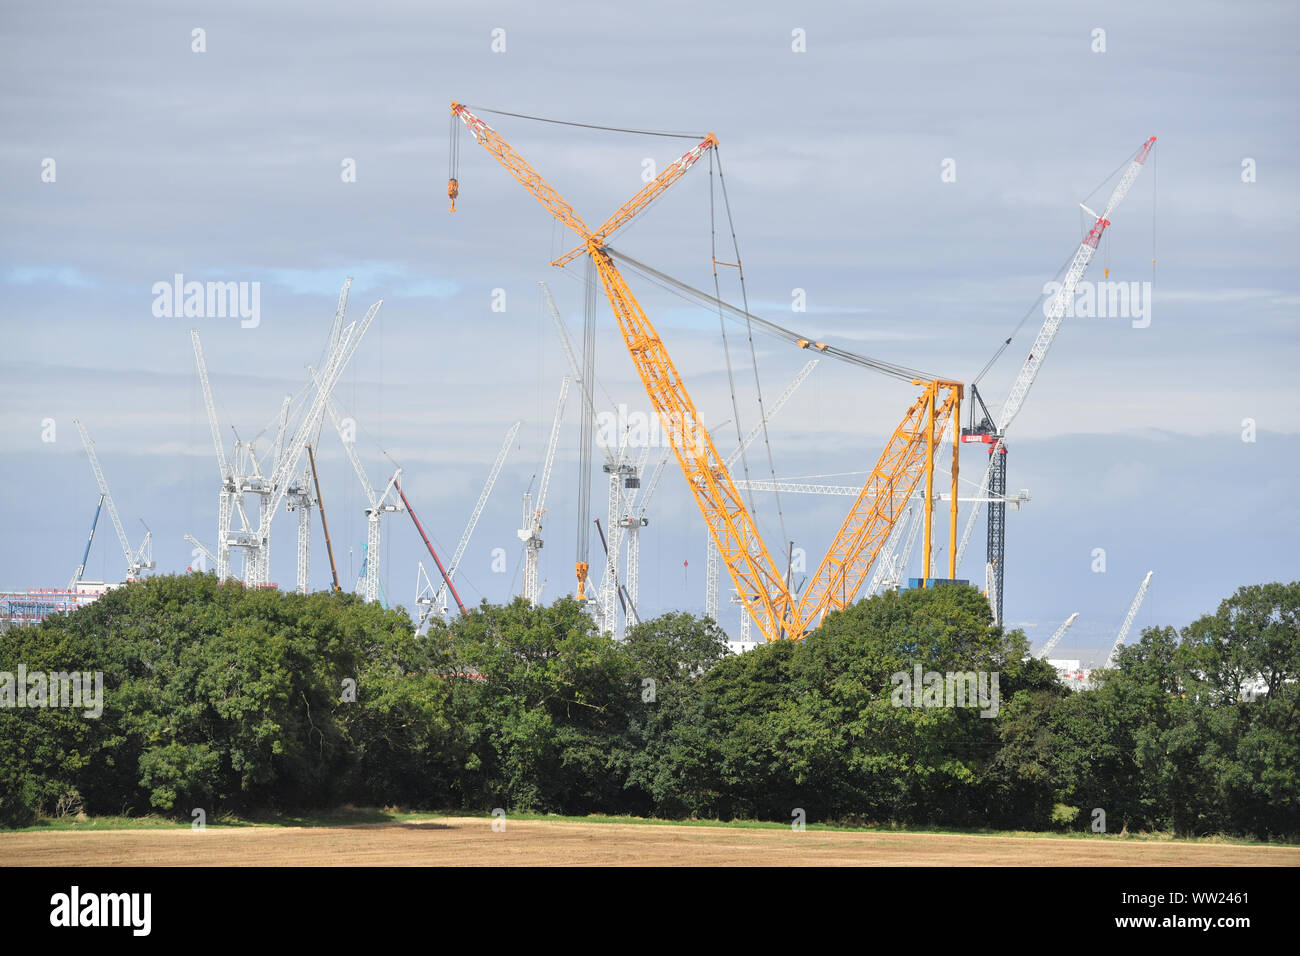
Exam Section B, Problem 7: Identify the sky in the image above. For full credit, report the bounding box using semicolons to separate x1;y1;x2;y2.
1;0;1297;664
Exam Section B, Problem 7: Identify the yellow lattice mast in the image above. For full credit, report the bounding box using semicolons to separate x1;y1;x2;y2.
794;379;962;631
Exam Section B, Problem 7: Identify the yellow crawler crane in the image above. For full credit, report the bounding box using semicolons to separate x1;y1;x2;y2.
795;378;962;633
450;102;961;641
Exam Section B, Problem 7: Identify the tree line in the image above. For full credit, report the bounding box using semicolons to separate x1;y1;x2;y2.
2;573;1296;838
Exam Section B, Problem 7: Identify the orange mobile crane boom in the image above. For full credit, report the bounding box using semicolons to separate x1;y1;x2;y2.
450;102;961;641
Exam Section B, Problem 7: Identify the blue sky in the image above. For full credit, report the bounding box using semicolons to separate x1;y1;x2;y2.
1;0;1296;663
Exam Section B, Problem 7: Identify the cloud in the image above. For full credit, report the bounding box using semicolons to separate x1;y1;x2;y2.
264;263;458;299
1156;287;1300;306
1;0;1296;640
4;265;97;288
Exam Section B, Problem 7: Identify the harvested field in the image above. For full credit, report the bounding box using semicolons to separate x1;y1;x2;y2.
4;817;1298;866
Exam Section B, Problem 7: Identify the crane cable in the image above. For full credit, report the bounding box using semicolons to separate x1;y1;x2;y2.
710;148;789;565
461;103;705;140
606;247;938;384
708;151;756;524
1150;141;1157;305
970;250;1071;388
481;106;943;386
971;140;1151;389
448;112;461;209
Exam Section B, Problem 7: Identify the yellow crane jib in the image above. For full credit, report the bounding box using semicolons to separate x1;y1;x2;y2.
792;379;962;632
449;99;962;641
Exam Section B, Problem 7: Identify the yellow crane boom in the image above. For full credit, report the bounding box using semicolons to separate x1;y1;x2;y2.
795;379;961;631
589;248;798;638
451;101;796;638
450;101;961;640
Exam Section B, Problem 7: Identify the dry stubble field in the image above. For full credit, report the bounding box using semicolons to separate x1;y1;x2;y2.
4;817;1299;866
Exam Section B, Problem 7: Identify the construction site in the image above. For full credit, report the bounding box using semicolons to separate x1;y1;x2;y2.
4;5;1297;898
1;109;1162;679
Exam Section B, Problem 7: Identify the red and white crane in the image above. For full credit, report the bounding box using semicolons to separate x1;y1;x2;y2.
958;136;1156;623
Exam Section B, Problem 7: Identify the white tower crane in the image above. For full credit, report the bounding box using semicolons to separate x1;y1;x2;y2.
323;391;404;605
621;448;673;625
1104;571;1153;670
434;421;521;617
286;470;315;594
266;393;317;595
189;281;371;589
73;420;154;580
191;330;236;580
224;436;269;583
519;377;570;607
1038;612;1080;660
185;534;217;571
359;472;401;604
414;562;439;636
242;295;380;589
958;137;1156;624
885;504;928;592
597;442;648;638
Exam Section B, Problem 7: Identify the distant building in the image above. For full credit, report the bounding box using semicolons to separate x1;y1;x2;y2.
1047;658;1091;687
0;581;113;627
73;580;114;597
903;578;970;590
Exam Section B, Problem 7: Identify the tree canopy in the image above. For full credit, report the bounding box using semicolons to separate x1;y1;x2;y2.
2;573;1296;839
